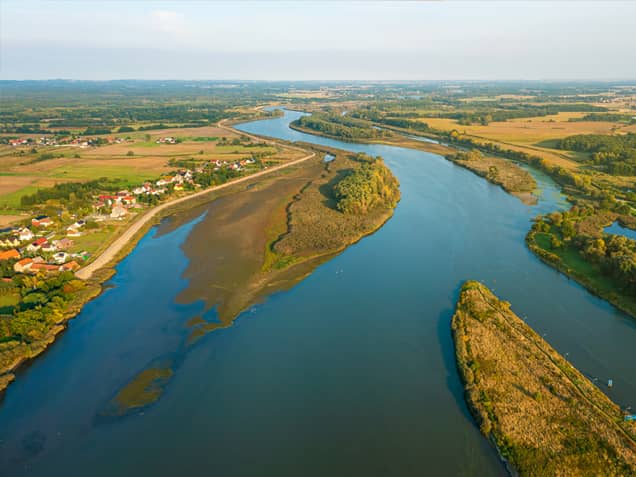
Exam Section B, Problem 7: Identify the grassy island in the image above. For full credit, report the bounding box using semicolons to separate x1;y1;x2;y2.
176;145;400;336
452;281;636;476
446;150;537;204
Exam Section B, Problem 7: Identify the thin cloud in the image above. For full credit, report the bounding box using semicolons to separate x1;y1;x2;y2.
150;10;186;35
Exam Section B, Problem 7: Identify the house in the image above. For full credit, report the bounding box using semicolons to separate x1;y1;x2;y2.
53;252;70;264
0;236;20;248
53;238;74;250
30;263;60;274
0;249;20;261
59;260;80;272
121;196;136;205
156;176;174;187
174;183;184;191
156;137;176;144
32;215;53;227
110;205;128;219
42;242;57;253
14;258;34;273
18;228;34;242
27;237;48;252
67;227;82;237
98;195;120;206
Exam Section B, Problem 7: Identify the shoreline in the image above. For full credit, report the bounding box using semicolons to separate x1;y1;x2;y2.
452;281;636;475
526;229;636;319
290;113;636;322
289;120;538;204
0;117;316;395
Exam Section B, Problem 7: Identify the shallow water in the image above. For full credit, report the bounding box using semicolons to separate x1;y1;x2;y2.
605;221;636;241
1;110;635;477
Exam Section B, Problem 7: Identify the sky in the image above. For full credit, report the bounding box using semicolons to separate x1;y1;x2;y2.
1;1;635;80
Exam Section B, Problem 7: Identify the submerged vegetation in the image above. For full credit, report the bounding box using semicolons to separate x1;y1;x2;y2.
452;281;636;476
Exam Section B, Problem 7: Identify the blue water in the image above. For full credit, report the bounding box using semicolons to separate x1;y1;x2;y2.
1;110;635;477
605;221;636;241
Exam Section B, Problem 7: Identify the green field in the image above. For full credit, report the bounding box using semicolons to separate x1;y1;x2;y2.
0;185;42;209
44;164;157;183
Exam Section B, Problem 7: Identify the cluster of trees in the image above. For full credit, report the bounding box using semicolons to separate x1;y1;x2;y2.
0;272;85;343
569;113;635;123
294;114;392;141
557;133;636;175
192;166;243;188
536;208;636;293
332;154;400;215
349;109;432;132
579;234;636;292
440;104;607;125
20;178;126;212
446;150;483;162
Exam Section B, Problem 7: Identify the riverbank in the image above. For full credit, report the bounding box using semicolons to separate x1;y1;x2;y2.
452;281;636;476
0;120;317;395
526;210;636;319
290;119;538;204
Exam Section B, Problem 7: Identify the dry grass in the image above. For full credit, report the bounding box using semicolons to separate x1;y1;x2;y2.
452;281;636;476
421;117;623;146
448;154;537;204
0;214;25;226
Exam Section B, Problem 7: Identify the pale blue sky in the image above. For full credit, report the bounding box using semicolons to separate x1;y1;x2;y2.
1;1;635;80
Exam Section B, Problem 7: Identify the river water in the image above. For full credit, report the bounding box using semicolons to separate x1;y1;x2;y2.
1;110;635;476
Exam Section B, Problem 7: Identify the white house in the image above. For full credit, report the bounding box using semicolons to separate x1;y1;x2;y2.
18;228;34;242
110;205;128;219
53;252;70;264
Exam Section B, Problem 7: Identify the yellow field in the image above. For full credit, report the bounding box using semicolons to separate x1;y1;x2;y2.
420;115;624;146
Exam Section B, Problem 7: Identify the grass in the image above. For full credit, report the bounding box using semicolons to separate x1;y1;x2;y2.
0;185;42;209
452;281;636;476
45;164;156;183
0;291;20;314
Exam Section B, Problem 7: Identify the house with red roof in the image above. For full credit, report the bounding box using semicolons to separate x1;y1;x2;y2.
27;237;48;252
32;216;53;228
14;258;34;273
0;249;20;261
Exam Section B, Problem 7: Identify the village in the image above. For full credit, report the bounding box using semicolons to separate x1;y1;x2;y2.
3;135;126;148
0;147;259;282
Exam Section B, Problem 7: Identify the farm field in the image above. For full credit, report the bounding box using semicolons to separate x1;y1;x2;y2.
0;124;303;223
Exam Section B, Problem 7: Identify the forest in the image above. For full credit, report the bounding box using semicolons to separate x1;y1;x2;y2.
294;114;392;141
332;154;400;215
557;133;636;175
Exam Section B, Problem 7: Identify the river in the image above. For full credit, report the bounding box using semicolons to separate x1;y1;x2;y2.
0;109;635;476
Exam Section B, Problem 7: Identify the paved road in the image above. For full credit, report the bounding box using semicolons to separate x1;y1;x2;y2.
76;120;315;280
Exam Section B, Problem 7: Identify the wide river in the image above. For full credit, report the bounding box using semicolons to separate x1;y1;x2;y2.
1;110;635;476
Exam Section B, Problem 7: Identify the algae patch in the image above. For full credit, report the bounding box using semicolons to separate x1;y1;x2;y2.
102;367;174;417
